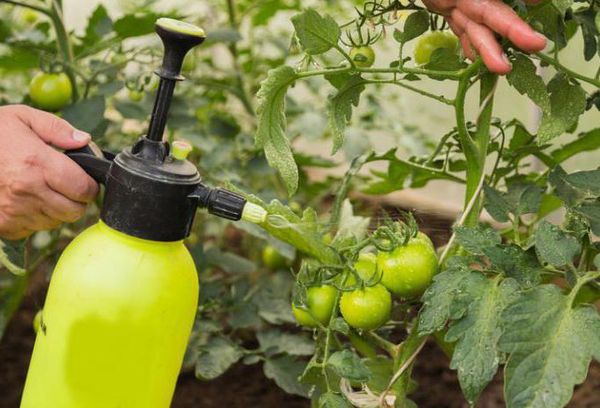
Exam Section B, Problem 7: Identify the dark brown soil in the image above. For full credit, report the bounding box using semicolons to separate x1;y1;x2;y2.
1;210;599;407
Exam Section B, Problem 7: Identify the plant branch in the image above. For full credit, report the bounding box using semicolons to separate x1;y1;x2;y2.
225;0;255;116
49;0;78;101
535;53;600;88
0;0;50;14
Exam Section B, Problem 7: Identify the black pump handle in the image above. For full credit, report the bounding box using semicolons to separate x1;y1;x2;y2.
146;18;206;142
64;142;113;184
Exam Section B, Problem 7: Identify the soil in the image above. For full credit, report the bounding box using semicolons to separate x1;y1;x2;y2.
1;211;600;407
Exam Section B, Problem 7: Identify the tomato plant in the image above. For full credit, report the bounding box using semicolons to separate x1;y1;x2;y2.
0;0;599;407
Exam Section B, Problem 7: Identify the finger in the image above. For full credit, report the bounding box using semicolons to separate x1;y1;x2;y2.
446;16;476;60
38;188;87;223
451;10;512;74
422;0;456;15
10;105;92;149
456;0;546;52
23;212;61;231
0;227;34;241
42;148;98;203
446;16;464;36
461;34;477;60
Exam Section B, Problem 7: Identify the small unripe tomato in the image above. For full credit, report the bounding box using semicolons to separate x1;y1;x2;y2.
29;72;72;111
21;9;39;24
292;285;337;327
182;52;196;72
262;245;289;270
128;89;143;102
349;46;376;68
376;237;438;298
414;31;459;65
340;284;391;330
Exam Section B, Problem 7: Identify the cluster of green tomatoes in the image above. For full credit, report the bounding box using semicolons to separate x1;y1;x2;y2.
292;231;438;331
347;30;459;68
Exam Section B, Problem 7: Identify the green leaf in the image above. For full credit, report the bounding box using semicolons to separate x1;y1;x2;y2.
62;96;106;135
319;392;351;408
419;258;479;335
538;74;587;144
506;181;544;217
291;9;340;55
446;278;519;402
551;128;600;163
564;169;600;197
195;336;243;380
483;184;511;222
393;10;429;43
499;285;600;408
454;224;501;255
257;329;315;356
334;199;370;246
576;203;600;235
483;245;542;288
327;350;371;382
255;66;299;195
507;54;550;111
204;247;256;275
113;12;162;39
552;0;573;15
535;221;581;267
328;75;365;154
549;166;581;206
81;5;112;45
264;355;310;397
424;48;465;73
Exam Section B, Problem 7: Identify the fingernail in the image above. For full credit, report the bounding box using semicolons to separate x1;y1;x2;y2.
72;130;91;142
501;53;512;67
534;32;546;41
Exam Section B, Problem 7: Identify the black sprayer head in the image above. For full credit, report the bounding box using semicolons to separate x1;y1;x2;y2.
65;19;266;242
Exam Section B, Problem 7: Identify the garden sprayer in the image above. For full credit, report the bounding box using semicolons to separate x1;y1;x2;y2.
20;18;265;408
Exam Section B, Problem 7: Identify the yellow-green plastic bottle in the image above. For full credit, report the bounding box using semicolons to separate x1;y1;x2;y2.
20;221;198;408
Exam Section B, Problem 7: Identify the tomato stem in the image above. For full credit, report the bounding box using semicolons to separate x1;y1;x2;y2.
49;0;79;101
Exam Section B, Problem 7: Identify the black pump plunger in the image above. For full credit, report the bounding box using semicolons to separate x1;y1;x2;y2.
147;19;206;142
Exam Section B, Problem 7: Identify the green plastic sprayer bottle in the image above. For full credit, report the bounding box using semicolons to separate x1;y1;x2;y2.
21;18;266;408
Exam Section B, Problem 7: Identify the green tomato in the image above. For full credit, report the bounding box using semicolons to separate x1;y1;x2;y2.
292;285;337;327
262;245;289;270
29;72;72;111
377;238;438;298
414;231;435;250
128;89;143;102
182;52;196;72
340;284;391;330
353;252;380;283
33;310;43;334
21;9;39;24
414;31;459;65
349;46;376;68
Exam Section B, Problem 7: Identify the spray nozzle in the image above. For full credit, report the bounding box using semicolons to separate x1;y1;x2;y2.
190;185;267;224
